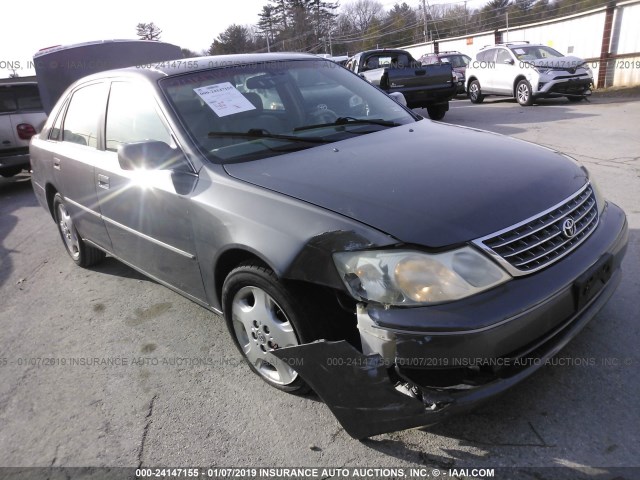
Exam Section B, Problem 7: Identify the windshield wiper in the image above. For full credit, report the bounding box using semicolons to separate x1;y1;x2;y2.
294;117;402;132
208;129;331;144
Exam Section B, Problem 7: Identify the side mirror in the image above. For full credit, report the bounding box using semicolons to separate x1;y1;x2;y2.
118;141;187;171
504;58;515;65
388;92;407;107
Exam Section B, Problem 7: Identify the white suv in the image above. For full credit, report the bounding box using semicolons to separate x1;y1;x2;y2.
465;43;593;106
0;82;47;177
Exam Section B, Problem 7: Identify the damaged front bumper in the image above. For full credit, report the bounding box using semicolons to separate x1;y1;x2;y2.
274;202;628;439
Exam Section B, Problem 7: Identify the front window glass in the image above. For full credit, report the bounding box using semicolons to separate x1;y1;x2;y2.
496;49;513;63
510;45;563;61
160;59;416;164
106;82;173;152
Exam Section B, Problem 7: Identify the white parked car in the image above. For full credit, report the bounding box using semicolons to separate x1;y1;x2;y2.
465;42;593;106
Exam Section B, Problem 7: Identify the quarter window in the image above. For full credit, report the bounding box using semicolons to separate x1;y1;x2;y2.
105;82;172;152
49;101;67;141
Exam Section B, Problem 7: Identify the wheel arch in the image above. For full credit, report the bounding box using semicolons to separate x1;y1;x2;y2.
45;183;59;220
513;75;528;96
213;247;275;311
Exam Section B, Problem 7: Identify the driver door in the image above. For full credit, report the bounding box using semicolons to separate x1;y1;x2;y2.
494;48;517;94
95;81;206;300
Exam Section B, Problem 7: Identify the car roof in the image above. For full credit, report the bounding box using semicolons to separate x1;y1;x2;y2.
75;52;321;84
358;49;409;56
480;42;543;51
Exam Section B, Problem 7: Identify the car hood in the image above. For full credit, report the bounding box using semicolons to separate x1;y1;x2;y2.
223;121;588;248
526;55;587;71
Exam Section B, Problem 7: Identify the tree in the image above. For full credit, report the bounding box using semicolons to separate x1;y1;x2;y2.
181;48;199;58
258;5;278;45
309;0;339;53
136;22;162;41
341;0;384;33
208;24;257;55
383;2;421;47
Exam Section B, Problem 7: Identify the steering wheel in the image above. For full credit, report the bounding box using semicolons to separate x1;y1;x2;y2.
307;105;338;124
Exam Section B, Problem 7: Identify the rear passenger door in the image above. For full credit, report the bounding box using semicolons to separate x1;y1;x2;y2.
95;81;206;300
54;82;113;251
493;48;517;94
477;48;498;92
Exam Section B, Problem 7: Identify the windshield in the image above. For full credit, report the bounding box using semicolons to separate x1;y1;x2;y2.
509;45;563;61
439;55;470;68
160;59;415;163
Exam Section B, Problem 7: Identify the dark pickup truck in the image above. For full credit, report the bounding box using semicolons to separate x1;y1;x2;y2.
345;49;457;120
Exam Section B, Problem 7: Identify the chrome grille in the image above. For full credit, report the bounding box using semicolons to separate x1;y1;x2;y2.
474;183;599;276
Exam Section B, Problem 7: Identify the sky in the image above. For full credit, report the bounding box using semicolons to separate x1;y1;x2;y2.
0;0;485;79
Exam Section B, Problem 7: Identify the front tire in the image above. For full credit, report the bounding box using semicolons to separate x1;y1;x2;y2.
426;105;447;121
222;262;316;394
567;96;583;102
53;193;105;267
468;80;484;104
516;79;534;106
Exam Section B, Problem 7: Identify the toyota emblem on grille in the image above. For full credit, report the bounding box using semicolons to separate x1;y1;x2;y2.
562;218;577;238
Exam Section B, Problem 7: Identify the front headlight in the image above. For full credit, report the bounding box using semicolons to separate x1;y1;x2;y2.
591;178;606;215
333;247;511;306
581;166;606;215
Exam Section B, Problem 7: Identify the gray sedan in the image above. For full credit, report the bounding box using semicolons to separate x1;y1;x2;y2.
30;53;628;439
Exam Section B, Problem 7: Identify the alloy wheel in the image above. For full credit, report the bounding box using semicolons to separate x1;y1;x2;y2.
57;203;80;260
231;286;299;385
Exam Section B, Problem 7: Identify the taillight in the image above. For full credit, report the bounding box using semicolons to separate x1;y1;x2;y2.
17;123;37;140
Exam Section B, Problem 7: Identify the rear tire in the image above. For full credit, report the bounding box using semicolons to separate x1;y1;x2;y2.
426;105;447;121
468;80;484;104
222;261;322;394
53;193;105;267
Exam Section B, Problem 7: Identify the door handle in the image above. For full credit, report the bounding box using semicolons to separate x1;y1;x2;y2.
98;174;110;189
53;157;61;170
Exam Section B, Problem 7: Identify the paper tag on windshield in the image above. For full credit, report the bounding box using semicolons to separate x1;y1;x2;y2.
194;82;256;117
514;48;526;54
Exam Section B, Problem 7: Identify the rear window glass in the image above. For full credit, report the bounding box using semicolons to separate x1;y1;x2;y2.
0;85;43;113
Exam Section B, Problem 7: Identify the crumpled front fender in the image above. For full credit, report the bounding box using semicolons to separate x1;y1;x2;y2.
273;340;456;439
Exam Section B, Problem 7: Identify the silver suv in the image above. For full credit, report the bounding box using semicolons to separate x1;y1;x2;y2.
465;42;593;106
0;82;47;177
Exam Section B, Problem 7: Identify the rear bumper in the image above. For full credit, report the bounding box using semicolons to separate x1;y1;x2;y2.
274;202;628;439
0;147;30;171
399;84;458;108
